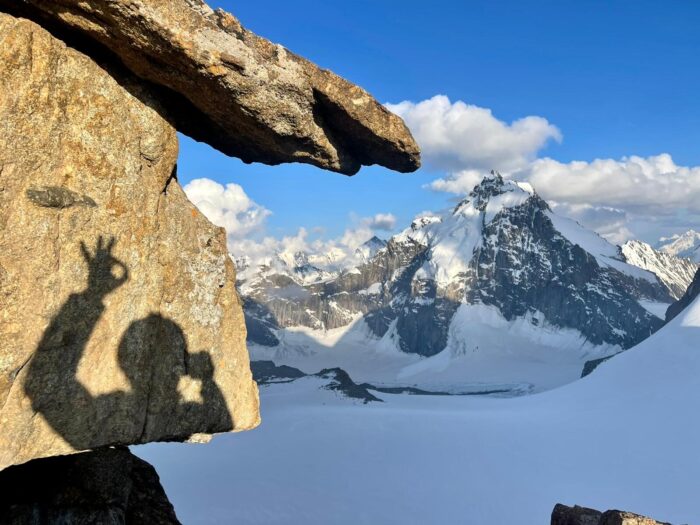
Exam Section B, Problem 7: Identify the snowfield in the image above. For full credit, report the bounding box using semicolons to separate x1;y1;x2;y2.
248;304;618;394
136;295;700;525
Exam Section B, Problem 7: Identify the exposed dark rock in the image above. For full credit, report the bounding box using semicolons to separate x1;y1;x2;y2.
0;447;180;525
244;300;281;347
665;268;700;323
468;191;665;349
251;360;305;384
26;186;96;209
313;368;382;404
250;361;381;403
552;503;602;525
581;355;618;378
552;504;671;525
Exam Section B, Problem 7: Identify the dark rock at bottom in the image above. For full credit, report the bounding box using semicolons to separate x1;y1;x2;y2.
552;503;672;525
0;447;180;525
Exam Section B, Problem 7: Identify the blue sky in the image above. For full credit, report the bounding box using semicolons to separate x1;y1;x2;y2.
180;1;700;250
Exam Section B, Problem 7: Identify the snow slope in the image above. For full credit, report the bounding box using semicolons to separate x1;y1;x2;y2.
137;295;700;525
250;305;617;393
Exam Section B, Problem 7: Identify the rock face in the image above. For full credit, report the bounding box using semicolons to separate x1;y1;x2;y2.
7;0;420;175
0;12;259;470
551;504;602;525
251;361;381;403
0;448;180;524
666;268;700;322
551;504;671;525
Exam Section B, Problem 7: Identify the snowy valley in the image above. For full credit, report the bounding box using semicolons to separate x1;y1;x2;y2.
138;276;700;524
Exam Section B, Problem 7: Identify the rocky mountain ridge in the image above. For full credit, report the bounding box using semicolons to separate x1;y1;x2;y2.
243;174;680;361
620;240;697;300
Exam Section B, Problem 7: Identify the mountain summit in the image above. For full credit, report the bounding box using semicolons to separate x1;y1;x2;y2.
241;174;685;391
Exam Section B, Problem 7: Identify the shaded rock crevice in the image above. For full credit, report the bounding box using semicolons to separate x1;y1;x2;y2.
0;447;181;525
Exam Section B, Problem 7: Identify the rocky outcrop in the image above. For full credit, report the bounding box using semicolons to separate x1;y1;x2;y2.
552;504;602;525
6;0;420;175
552;504;671;525
580;354;617;378
665;268;700;323
0;448;180;524
0;12;259;470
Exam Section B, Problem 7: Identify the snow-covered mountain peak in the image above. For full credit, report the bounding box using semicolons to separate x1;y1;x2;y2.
242;173;688;390
453;171;537;219
355;236;388;262
410;214;442;232
657;230;700;262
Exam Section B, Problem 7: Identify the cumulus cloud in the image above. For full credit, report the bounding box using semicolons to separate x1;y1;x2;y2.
367;213;397;231
233;215;398;272
184;178;271;240
516;154;700;214
388;95;700;243
185;177;399;270
549;203;633;244
386;95;561;173
429;153;700;243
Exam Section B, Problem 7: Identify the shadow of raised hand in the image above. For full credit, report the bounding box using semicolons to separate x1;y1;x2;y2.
80;236;128;298
25;236;130;449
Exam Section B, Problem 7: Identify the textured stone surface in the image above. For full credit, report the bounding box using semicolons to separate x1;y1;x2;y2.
551;504;602;525
552;504;671;525
0;12;259;471
599;510;671;525
8;0;420;175
0;447;180;524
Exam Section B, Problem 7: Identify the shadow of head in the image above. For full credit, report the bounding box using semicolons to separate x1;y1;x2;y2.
117;314;223;404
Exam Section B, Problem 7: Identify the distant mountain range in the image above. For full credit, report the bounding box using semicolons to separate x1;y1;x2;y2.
237;173;697;392
656;229;700;262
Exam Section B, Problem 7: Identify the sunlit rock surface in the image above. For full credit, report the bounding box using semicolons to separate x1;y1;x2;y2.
0;12;259;471
7;0;421;175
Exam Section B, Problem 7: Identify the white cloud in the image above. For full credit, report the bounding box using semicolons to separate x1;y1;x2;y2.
367;213;397;231
184;178;271;240
389;95;700;243
516;154;700;214
185;177;399;270
549;202;633;245
387;95;561;173
428;169;485;194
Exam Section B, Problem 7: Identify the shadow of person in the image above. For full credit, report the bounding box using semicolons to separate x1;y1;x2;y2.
24;236;233;451
117;314;233;441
